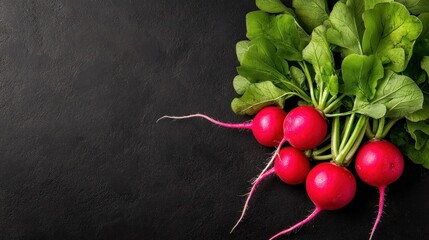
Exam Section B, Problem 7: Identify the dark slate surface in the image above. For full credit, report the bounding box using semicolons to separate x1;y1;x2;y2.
0;0;427;239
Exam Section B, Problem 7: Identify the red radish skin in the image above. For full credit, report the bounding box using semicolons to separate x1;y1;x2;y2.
230;147;310;233
251;107;287;146
355;140;404;240
306;162;356;211
283;106;328;150
274;147;311;185
157;106;286;147
270;162;356;239
256;106;328;179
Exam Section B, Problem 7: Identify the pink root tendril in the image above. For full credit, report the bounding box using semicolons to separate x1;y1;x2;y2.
253;138;286;184
156;114;252;129
269;207;322;240
230;168;276;233
369;186;386;240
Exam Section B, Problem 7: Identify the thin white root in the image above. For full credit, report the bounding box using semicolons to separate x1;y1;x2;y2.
231;168;275;233
156;114;202;123
253;154;276;184
252;138;285;185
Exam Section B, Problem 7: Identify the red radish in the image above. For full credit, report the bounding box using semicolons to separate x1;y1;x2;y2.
256;105;327;179
283;105;328;150
157;106;286;147
270;162;356;239
274;147;311;185
230;147;310;232
355;140;404;240
305;162;356;210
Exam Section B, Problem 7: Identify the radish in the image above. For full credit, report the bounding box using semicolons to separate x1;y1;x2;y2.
274;147;310;185
230;147;310;232
283;105;328;150
257;105;327;179
157;106;286;147
270;162;356;239
355;140;404;240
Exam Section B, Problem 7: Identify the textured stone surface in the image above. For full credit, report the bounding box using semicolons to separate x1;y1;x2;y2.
0;0;427;239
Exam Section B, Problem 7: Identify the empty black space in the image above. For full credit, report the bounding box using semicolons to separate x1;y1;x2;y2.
0;0;427;240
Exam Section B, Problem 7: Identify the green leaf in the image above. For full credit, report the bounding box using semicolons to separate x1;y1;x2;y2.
292;0;329;33
327;1;364;56
290;66;307;90
404;141;429;168
362;2;423;72
237;38;289;87
346;0;365;33
354;71;424;118
406;95;429;122
231;81;290;115
406;81;429;121
341;54;384;99
328;74;339;96
409;14;429;63
246;11;271;40
364;0;392;10
325;0;392;53
353;96;386;118
233;75;251;95
403;14;429;82
391;124;429;169
302;25;336;89
386;48;407;71
373;71;424;118
246;11;309;61
256;0;289;13
236;40;250;64
395;0;429;15
418;13;429;41
406;119;429;150
233;38;312;110
407;64;429;121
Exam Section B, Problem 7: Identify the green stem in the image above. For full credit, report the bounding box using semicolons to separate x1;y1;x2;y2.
365;123;375;139
304;149;312;158
280;79;312;103
335;115;368;166
321;132;332;144
312;154;332;161
380;118;399;139
331;115;340;158
300;62;318;107
318;81;324;107
323;94;345;114
340;115;351;139
343;122;368;166
325;111;353;117
374;117;385;139
372;118;379;134
326;94;338;106
319;88;330;110
312;144;331;156
339;113;355;150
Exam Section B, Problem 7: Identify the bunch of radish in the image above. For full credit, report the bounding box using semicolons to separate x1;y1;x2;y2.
159;0;429;239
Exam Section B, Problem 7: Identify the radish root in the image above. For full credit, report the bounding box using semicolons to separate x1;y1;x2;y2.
269;207;322;240
230;168;276;233
157;114;252;129
369;186;386;240
253;138;286;184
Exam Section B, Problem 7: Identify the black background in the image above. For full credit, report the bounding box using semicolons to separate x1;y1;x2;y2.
0;0;427;239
